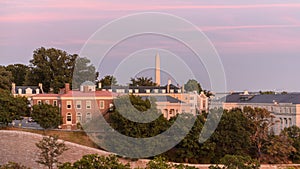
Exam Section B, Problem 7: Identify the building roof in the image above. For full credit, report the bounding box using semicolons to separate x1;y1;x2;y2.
225;92;300;104
60;90;116;97
141;95;184;104
15;86;41;94
102;84;181;93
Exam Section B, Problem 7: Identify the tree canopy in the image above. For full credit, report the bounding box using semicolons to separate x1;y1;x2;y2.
99;75;117;87
31;104;62;129
184;79;202;94
130;77;157;86
25;47;78;93
0;66;13;91
5;64;29;86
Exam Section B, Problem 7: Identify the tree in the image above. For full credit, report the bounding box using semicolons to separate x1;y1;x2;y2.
5;64;29;86
72;57;98;89
210;108;253;162
283;126;300;163
31;104;62;129
209;155;260;169
0;162;31;169
243;107;274;162
130;77;156;86
36;135;68;169
261;133;295;164
0;66;13;91
99;75;117;87
25;47;77;93
184;79;202;94
59;154;130;169
0;90;28;126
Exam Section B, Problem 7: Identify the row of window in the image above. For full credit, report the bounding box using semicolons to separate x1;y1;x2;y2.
66;100;105;110
66;112;92;123
107;88;182;94
37;100;58;106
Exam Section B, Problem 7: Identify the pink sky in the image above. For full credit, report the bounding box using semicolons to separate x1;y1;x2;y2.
1;0;300;91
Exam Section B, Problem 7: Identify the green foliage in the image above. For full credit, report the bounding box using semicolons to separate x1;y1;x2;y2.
5;64;29;86
209;155;259;169
146;157;172;169
59;154;130;169
0;66;13;91
36;135;69;169
130;77;156;86
184;79;202;94
72;57;98;89
0;162;31;169
261;133;295;164
31;104;62;129
284;126;300;163
99;75;117;87
259;91;275;95
25;47;78;93
0;90;29;126
210;108;253;162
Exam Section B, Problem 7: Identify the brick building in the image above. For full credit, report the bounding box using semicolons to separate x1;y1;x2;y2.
32;82;114;130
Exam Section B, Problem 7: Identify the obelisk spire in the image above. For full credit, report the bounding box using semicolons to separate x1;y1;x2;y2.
155;53;161;86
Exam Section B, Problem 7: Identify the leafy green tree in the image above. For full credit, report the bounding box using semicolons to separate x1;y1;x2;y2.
31;104;61;129
130;77;156;86
99;75;117;87
5;64;29;86
25;47;78;93
59;154;130;169
209;155;260;169
210;108;253;162
36;135;68;169
0;90;28;126
0;162;31;169
184;79;202;94
72;57;98;89
0;66;13;91
283;126;300;163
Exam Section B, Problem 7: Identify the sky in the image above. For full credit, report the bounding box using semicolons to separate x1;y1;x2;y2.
1;0;300;92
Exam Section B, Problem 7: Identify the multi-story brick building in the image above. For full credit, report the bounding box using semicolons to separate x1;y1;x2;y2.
32;82;114;130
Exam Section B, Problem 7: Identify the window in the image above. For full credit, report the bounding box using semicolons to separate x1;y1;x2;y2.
289;118;292;127
67;113;72;122
99;101;105;109
86;101;91;109
53;100;57;106
86;112;91;122
76;101;81;109
67;101;72;109
37;100;42;105
76;113;82;123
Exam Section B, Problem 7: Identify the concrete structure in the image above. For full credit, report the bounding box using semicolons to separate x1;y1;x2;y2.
32;82;114;130
222;91;300;135
155;53;160;86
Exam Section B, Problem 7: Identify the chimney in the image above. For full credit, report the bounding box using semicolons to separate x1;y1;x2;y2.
181;85;185;93
11;83;16;94
38;83;44;93
167;79;171;93
98;82;102;89
155;53;161;86
65;83;70;93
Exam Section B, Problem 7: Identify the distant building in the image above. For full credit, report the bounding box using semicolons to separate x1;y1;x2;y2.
222;91;300;135
11;83;44;97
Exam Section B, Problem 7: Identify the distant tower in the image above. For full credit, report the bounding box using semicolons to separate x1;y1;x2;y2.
155;53;161;86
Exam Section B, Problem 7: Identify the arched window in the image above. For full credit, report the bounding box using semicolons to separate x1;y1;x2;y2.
66;113;72;124
76;113;82;123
